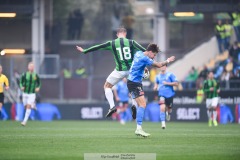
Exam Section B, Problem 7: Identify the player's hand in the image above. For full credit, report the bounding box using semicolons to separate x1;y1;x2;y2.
144;67;149;72
35;88;40;92
167;56;175;63
153;86;158;91
76;46;84;53
163;81;168;85
210;87;214;91
21;87;25;91
5;86;9;90
217;89;220;93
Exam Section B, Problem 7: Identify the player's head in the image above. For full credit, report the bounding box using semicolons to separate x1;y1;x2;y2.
28;62;34;72
208;71;214;79
160;64;167;73
116;27;127;38
0;64;2;74
146;43;160;59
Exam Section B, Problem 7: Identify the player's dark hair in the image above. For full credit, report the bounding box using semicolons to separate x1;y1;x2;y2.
117;27;127;33
146;43;160;53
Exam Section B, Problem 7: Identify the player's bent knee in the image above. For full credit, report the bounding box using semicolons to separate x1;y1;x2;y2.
138;100;146;108
160;108;165;112
104;82;113;89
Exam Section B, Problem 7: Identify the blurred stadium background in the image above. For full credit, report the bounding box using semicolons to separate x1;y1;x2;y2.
0;0;239;122
0;0;240;159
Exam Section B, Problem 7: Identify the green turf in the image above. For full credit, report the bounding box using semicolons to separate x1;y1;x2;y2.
0;121;240;160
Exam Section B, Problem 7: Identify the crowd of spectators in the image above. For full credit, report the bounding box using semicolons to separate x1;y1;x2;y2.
183;42;240;90
147;40;240;91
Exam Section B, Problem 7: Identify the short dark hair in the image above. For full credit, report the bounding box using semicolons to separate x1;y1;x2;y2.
117;27;127;33
146;43;160;53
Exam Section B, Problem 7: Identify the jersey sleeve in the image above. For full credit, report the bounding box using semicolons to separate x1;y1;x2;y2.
83;41;112;54
144;56;154;66
170;73;178;82
36;74;41;88
132;40;146;52
4;75;9;87
20;73;25;88
203;80;209;92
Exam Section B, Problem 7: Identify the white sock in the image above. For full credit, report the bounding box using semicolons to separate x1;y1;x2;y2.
207;110;212;120
23;109;31;123
104;88;115;109
213;110;217;121
137;124;142;130
162;121;166;126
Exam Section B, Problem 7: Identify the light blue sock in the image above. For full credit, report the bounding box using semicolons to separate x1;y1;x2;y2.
160;112;166;122
123;111;127;122
120;111;127;122
136;107;145;125
120;112;124;121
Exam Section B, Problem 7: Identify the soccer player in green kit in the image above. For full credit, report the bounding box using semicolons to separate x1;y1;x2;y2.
203;71;220;127
20;62;41;126
76;27;145;118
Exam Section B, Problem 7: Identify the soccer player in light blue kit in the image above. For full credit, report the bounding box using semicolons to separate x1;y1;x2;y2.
127;43;175;137
113;78;129;125
154;65;178;129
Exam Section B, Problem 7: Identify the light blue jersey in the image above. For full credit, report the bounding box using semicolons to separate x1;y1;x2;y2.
128;51;153;83
156;72;178;98
116;81;129;102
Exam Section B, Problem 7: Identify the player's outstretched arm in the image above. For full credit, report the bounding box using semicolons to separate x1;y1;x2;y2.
132;40;146;51
152;56;175;68
76;41;111;54
163;81;179;86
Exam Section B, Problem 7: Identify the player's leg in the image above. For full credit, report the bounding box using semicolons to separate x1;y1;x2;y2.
121;73;137;119
21;93;35;126
159;97;166;129
119;102;128;124
117;102;124;124
165;97;173;121
131;98;137;119
206;98;213;126
166;106;172;121
21;93;28;125
211;97;219;126
134;95;150;137
21;104;31;126
127;80;150;137
105;70;128;117
104;81;115;112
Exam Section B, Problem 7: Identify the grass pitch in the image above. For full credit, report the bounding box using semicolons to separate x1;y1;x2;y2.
0;121;240;160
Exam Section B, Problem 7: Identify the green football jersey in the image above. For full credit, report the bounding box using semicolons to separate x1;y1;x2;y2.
83;38;146;71
20;72;41;94
203;79;220;98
